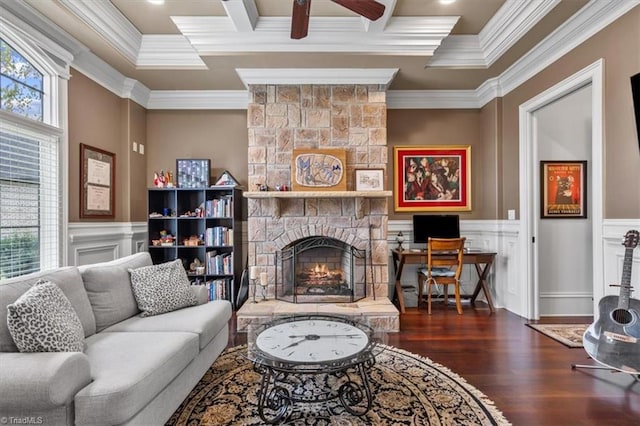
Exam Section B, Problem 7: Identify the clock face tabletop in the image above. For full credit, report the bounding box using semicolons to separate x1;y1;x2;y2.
247;315;385;369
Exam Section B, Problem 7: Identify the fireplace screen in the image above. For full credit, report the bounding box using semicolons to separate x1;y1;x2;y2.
275;236;367;303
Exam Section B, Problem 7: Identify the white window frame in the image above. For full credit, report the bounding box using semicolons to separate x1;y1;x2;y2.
1;24;69;272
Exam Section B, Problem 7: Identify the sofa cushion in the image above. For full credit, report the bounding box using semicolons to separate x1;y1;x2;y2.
79;253;152;332
102;300;232;349
7;280;85;353
0;267;96;352
129;259;197;317
74;331;199;425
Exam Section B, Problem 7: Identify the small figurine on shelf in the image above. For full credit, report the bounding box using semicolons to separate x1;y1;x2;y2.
166;171;174;188
153;170;168;188
158;229;175;246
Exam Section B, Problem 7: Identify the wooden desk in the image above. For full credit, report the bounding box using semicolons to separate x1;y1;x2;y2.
391;248;497;314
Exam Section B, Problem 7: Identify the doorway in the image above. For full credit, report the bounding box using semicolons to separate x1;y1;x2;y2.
534;85;593;316
519;60;605;320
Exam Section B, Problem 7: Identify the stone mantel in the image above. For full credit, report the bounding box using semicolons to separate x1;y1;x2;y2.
244;191;392;219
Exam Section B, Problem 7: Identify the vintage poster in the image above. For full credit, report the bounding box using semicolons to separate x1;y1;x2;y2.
540;161;587;218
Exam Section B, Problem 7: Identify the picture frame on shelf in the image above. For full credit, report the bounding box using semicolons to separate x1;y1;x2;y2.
393;145;471;212
354;169;384;191
540;160;587;219
80;143;115;218
176;159;210;188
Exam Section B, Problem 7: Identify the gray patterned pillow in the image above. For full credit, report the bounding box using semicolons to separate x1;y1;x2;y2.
7;280;85;352
129;259;197;317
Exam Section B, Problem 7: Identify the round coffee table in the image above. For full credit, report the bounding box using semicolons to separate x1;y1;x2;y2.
246;314;387;424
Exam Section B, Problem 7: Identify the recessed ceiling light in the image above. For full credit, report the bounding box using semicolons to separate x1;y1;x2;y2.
147;0;165;5
439;0;456;4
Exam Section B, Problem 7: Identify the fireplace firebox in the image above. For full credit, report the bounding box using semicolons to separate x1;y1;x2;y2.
275;236;367;303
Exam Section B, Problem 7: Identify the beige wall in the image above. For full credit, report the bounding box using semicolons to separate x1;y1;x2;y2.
68;69;147;222
387;109;486;220
67;8;639;223
145;110;248;189
501;6;640;219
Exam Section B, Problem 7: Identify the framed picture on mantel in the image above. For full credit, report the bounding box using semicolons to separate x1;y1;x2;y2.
292;148;347;191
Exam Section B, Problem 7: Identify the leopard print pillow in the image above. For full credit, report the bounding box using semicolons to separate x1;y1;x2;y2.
129;259;197;317
7;280;85;352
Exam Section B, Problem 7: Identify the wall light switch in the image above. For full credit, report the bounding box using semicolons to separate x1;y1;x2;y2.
132;142;137;152
139;144;145;155
508;209;516;220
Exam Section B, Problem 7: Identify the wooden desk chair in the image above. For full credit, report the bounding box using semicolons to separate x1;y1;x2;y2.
417;237;466;314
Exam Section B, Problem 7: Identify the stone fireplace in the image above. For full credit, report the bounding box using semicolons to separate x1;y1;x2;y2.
236;71;399;332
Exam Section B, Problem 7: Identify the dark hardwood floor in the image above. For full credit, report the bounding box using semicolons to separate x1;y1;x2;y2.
228;304;640;425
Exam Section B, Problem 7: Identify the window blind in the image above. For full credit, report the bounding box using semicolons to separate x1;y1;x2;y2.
0;120;59;279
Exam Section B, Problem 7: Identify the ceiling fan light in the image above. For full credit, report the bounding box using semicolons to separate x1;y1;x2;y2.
439;0;456;5
146;0;165;5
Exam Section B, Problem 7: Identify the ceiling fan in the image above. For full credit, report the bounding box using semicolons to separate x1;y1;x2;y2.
291;0;386;39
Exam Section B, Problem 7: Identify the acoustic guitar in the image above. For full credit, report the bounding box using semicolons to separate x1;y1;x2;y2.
583;230;640;374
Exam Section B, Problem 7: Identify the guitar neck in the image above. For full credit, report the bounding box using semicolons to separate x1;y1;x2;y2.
618;247;634;309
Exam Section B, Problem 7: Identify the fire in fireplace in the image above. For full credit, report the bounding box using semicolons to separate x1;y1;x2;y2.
275;236;367;303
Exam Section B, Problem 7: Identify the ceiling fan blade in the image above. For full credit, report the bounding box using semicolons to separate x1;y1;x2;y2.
331;0;385;21
291;0;311;39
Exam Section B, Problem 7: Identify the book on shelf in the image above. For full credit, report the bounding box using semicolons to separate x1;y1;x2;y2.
205;196;234;218
205;278;229;301
205;251;233;275
204;226;233;246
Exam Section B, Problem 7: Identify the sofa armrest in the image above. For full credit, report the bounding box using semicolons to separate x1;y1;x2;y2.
191;285;210;305
0;352;91;410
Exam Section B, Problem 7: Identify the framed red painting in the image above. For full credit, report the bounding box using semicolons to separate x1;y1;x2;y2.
540;160;587;218
394;145;471;212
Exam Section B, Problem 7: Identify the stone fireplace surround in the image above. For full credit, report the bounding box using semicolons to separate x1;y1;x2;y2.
236;73;399;332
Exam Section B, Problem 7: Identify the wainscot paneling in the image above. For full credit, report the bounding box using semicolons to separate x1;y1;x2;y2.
387;220;520;312
67;222;147;266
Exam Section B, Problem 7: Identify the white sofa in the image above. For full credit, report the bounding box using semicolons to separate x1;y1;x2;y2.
0;252;232;425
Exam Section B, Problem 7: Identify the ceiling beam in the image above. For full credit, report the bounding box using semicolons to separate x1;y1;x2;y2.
221;0;259;32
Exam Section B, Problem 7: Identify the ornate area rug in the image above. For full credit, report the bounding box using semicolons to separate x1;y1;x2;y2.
167;345;510;425
526;323;588;348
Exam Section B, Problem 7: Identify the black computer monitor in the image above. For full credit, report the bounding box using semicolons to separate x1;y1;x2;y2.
412;214;460;244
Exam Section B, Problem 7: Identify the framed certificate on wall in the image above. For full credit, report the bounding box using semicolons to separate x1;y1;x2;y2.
80;143;115;218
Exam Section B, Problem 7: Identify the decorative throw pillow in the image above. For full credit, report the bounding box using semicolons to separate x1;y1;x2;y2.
129;259;197;317
7;280;85;352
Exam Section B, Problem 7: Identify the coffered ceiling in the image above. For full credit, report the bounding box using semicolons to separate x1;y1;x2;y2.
15;0;596;92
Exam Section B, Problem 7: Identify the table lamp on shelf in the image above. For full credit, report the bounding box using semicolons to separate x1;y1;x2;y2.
396;231;406;251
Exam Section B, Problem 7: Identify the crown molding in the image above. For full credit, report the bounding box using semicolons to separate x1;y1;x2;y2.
0;0;85;69
174;16;457;55
428;0;559;68
147;91;248;110
7;0;637;111
138;35;207;69
497;0;639;99
72;51;150;107
386;90;480;109
235;68;399;88
58;0;141;65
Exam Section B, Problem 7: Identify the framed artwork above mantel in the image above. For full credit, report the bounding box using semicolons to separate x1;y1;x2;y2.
292;148;347;191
